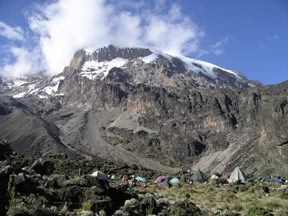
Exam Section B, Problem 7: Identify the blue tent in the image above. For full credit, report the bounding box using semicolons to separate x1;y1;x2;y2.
170;178;180;183
111;175;116;179
136;176;146;182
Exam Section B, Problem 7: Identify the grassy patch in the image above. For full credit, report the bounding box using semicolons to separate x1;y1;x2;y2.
247;205;270;216
81;200;93;211
279;192;288;200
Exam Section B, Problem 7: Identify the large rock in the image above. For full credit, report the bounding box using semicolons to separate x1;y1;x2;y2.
156;198;171;212
63;177;91;187
29;158;55;176
139;194;158;215
59;185;86;203
44;174;69;188
254;185;269;193
8;173;36;195
170;199;202;216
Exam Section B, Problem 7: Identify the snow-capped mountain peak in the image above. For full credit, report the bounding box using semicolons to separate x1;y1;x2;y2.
0;45;261;99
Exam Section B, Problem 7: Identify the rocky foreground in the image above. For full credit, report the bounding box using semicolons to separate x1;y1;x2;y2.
1;155;288;216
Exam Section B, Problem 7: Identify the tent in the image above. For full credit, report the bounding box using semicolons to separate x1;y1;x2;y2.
170;178;180;183
154;176;169;183
111;175;116;179
91;171;108;180
211;175;219;179
228;167;248;183
191;169;207;183
136;176;146;182
122;175;129;181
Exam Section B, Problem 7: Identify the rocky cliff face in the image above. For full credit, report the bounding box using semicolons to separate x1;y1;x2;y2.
60;45;261;94
0;45;286;176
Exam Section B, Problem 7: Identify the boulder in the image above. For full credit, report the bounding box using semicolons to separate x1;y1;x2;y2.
89;196;112;216
239;184;250;192
76;210;95;216
59;185;86;203
170;199;202;216
254;185;269;193
29;158;55;176
139;194;158;214
112;210;129;216
63;177;91;187
0;165;12;183
41;160;55;175
8;173;36;195
45;174;69;188
156;198;171;212
123;198;140;215
29;158;43;174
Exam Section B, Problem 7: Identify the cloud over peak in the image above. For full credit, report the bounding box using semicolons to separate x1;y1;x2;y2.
0;0;206;78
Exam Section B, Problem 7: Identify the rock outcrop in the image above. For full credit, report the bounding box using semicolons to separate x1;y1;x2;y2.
0;45;287;176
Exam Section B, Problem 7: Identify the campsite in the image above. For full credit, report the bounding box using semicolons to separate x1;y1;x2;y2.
1;155;288;216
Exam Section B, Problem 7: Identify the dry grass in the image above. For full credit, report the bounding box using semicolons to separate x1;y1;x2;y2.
135;181;288;215
81;200;93;211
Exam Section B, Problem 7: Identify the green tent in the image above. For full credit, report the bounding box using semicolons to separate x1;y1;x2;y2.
191;169;207;183
170;178;180;183
136;176;146;182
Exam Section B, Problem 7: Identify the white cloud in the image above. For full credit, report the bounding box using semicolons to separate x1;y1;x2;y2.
0;0;206;78
1;47;42;78
0;21;24;41
212;36;228;55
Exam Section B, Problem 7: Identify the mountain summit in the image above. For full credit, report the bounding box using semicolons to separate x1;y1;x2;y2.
0;45;287;176
64;45;261;89
0;45;261;100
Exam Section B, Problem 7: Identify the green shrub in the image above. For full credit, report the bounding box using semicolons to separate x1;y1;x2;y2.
247;205;269;216
0;139;13;161
232;203;243;211
279;193;288;200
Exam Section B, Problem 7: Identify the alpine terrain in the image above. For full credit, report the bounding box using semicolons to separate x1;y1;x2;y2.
0;45;287;176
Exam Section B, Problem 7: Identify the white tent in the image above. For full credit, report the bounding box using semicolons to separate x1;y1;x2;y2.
211;175;219;179
91;171;108;180
228;167;248;183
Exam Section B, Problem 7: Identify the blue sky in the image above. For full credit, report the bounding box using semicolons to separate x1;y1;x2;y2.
0;0;287;85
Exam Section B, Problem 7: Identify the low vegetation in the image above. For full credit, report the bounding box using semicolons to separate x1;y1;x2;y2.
0;139;13;161
0;154;287;215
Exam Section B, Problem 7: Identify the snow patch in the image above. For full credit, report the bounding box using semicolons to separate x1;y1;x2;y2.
13;92;27;98
52;76;65;83
43;83;60;95
140;51;241;80
13;80;28;86
80;57;128;80
176;55;241;79
141;52;173;63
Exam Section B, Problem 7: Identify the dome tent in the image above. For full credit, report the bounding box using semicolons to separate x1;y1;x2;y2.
191;169;207;183
170;178;180;183
154;176;169;183
136;176;146;182
91;171;108;180
228;167;248;183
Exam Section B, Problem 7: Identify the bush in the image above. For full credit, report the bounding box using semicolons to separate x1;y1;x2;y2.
279;193;288;200
247;205;269;216
0;139;13;161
